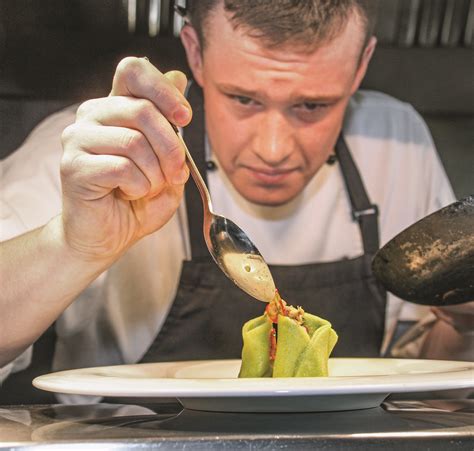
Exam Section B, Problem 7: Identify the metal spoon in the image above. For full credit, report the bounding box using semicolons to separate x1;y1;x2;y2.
173;126;276;303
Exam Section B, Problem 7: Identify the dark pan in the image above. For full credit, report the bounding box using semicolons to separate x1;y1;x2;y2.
372;196;474;306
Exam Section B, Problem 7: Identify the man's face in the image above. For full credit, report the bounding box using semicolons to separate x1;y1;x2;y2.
183;7;373;206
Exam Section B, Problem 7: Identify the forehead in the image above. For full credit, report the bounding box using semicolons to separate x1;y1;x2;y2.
201;6;365;96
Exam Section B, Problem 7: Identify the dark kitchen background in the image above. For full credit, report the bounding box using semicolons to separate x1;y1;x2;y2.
0;0;473;198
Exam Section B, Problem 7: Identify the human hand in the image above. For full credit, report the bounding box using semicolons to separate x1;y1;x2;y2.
60;57;191;262
431;301;474;335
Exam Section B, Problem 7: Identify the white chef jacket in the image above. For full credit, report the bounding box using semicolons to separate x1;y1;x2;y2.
0;90;456;393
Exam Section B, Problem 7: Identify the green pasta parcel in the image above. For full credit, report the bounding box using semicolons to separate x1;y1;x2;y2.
239;293;338;378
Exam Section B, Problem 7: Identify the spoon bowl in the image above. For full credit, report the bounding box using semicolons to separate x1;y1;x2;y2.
206;214;276;303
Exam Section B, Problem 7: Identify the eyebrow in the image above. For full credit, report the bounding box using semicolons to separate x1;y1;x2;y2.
292;95;342;103
218;84;259;98
217;83;342;103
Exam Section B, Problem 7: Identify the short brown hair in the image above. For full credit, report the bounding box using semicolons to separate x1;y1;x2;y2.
187;0;378;51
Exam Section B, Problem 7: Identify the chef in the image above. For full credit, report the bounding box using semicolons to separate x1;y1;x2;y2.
0;0;471;404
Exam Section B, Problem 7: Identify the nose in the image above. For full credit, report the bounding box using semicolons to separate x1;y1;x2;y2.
254;111;294;166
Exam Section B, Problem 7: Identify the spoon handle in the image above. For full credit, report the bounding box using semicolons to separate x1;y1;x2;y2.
170;124;214;215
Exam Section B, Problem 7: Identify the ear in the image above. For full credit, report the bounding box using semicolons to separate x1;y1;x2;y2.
180;25;204;87
350;36;377;95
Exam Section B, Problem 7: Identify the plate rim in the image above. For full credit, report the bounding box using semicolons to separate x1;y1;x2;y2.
32;358;474;398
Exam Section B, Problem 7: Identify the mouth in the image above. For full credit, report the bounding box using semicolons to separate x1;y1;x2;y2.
243;166;297;184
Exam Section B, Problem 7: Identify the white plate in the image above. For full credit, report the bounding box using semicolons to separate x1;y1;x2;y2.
33;358;474;412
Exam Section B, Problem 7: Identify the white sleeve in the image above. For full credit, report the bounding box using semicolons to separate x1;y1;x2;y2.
0;187;36;382
0;199;29;241
0;105;78;241
0;106;74;378
0;348;32;384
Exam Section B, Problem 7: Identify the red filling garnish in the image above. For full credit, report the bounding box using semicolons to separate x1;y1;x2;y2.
265;290;306;363
264;290;288;323
269;328;277;361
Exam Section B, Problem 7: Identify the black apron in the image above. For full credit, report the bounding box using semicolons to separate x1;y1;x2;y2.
139;83;386;363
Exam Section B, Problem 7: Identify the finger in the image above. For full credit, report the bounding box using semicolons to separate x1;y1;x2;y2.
75;97;189;186
62;122;166;197
435;300;474;315
61;149;151;201
110;57;192;127
164;70;188;95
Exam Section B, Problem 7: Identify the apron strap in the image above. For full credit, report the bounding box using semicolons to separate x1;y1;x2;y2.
183;82;210;260
335;135;380;255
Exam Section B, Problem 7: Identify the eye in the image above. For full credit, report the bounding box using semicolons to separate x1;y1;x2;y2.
230;95;254;106
300;102;328;111
293;102;332;121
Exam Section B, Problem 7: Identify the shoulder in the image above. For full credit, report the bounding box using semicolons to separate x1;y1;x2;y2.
344;90;432;146
2;104;78;178
346;90;419;119
0;104;78;238
343;90;439;176
2;104;78;165
342;91;455;243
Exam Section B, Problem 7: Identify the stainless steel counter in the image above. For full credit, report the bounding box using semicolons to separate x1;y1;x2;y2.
1;399;473;450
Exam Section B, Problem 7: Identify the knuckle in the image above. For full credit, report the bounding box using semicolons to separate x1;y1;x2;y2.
60;151;82;181
150;84;182;114
149;83;169;105
166;141;184;161
164;136;184;161
117;56;142;71
147;178;166;198
134;99;157;126
59;155;72;179
115;57;143;85
110;158;133;179
61;123;79;147
119;130;147;154
76;98;99;119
